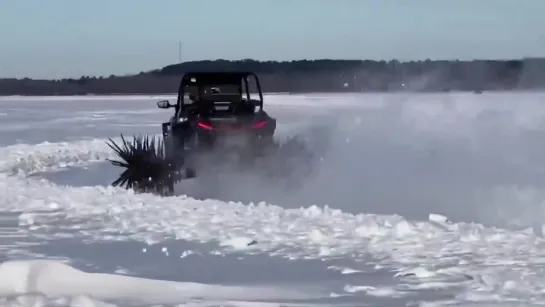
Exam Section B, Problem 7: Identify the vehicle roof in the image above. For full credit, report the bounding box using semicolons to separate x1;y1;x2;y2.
181;71;257;86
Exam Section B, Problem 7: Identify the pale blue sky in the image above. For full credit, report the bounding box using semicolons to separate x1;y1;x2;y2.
0;0;544;79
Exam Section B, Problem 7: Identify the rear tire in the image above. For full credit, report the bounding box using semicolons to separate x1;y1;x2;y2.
162;134;176;196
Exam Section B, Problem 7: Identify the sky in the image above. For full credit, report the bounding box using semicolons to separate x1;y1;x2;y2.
0;0;544;79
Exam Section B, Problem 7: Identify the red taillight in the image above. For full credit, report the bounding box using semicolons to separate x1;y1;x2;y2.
197;122;213;130
252;121;267;129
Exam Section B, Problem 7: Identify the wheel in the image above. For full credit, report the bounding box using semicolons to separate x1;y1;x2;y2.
161;134;176;196
162;128;196;196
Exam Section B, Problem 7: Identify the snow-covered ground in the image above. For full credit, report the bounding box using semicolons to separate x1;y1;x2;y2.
2;92;545;306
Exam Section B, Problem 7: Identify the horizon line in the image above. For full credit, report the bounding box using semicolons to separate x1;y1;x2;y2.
2;56;540;81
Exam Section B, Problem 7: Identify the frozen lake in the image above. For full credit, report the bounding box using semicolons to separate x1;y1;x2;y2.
2;92;545;306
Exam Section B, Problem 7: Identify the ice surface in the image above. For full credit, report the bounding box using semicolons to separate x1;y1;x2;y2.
3;92;545;306
0;260;329;306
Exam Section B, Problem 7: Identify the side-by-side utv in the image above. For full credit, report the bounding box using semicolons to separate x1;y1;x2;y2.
107;71;305;196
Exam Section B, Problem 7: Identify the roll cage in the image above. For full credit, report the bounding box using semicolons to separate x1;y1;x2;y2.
173;72;264;120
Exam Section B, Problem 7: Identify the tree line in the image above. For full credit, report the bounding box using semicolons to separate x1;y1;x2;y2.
1;58;544;96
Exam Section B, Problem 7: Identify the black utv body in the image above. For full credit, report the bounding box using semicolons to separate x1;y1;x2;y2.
155;72;277;181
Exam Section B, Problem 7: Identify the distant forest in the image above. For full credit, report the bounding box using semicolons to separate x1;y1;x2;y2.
1;58;545;95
